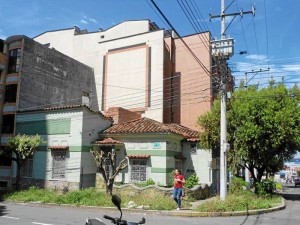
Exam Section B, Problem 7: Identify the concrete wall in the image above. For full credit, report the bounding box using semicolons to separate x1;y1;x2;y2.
96;174;216;201
19;37;94;110
34;21;165;123
175;32;212;130
182;142;212;184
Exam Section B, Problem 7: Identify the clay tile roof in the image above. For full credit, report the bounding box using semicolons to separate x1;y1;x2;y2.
127;154;150;159
186;138;199;142
102;117;199;139
93;138;123;145
164;123;199;139
17;105;111;120
48;145;69;150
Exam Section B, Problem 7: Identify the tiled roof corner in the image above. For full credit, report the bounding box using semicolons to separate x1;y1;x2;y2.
102;117;199;139
17;105;111;120
93;137;124;145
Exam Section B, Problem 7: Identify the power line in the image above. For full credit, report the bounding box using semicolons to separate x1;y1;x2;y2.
176;0;211;53
148;0;211;77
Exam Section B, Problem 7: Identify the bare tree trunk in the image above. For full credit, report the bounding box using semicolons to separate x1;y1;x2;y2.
91;149;127;196
16;162;21;191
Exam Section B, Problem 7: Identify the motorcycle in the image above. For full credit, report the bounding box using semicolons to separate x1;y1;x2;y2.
85;194;146;225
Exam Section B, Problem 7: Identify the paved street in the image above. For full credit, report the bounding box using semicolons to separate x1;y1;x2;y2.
1;184;300;225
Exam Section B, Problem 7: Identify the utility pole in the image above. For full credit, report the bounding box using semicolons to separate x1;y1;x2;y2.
210;0;255;200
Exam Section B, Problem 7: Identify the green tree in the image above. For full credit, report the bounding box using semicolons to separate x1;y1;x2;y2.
7;134;45;190
198;83;300;187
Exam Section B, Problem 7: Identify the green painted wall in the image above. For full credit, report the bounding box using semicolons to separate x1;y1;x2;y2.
126;150;178;157
151;167;173;173
37;146;91;152
16;119;71;135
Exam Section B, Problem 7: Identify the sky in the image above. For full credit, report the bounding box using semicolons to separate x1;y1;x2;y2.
0;0;300;88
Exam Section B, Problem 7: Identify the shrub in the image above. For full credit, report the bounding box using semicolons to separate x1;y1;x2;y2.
229;176;247;194
135;178;155;187
185;173;199;189
275;182;282;191
256;179;276;196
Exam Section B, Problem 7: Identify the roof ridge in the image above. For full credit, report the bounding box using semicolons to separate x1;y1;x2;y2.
17;104;111;120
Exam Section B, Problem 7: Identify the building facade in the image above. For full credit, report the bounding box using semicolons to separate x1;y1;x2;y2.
0;20;233;190
0;36;95;189
93;117;211;186
13;105;111;190
34;20;216;130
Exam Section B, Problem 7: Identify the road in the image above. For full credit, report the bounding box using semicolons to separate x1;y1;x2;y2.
0;184;299;225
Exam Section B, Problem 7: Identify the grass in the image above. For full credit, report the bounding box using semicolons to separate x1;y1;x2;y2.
195;191;282;212
3;186;282;212
3;186;188;210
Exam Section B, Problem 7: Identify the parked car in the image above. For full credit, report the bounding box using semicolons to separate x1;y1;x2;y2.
294;178;300;187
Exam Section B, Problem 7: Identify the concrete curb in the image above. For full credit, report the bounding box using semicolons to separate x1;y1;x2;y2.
4;197;286;217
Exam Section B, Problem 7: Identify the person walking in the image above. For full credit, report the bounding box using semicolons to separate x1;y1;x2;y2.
173;169;185;210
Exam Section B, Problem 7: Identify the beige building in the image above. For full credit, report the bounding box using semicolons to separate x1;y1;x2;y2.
34;20;215;130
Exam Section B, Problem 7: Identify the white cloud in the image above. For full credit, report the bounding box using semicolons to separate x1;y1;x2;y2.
232;58;300;88
281;64;300;72
80;19;88;24
80;14;98;25
245;54;268;62
0;29;6;40
89;18;98;24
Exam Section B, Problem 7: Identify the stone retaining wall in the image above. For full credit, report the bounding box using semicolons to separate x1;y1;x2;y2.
96;174;217;200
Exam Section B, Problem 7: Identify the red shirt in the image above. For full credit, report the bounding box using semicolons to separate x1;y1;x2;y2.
174;175;184;188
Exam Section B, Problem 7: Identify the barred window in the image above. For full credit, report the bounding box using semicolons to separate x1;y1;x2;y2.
23;158;33;177
130;159;147;182
52;151;66;179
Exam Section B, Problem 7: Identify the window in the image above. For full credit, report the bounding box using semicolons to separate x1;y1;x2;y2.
130;159;147;182
4;84;17;103
8;48;21;74
2;114;15;134
0;148;12;166
175;160;182;172
104;158;112;178
23;157;33;177
52;151;66;179
0;181;8;188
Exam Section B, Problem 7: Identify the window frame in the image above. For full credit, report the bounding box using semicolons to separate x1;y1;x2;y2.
4;84;18;103
23;157;33;178
52;151;67;180
2;114;15;134
8;48;21;74
130;159;148;183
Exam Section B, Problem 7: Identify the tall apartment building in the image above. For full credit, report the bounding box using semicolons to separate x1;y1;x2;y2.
0;36;94;189
34;20;219;130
